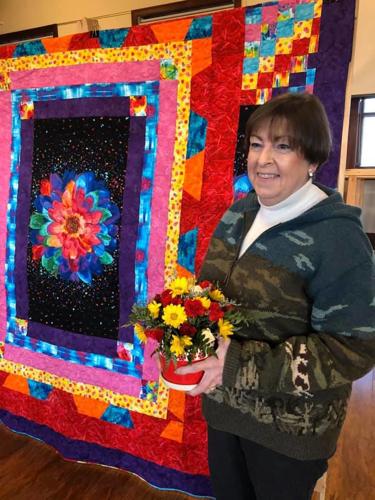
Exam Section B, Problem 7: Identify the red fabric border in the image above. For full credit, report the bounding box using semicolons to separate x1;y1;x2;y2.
0;378;208;475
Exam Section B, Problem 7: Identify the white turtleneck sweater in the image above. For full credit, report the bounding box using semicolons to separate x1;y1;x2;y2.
239;180;328;258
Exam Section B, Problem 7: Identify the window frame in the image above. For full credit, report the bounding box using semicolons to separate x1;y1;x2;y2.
0;25;58;46
131;0;242;26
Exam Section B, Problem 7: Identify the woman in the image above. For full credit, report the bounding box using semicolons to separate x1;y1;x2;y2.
177;93;375;499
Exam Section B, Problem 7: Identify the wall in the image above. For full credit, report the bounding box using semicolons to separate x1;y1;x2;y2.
0;0;261;36
0;0;185;36
351;0;375;96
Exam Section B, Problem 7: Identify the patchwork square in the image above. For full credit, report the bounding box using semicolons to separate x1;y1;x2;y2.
245;23;262;42
260;39;276;57
295;3;315;21
292;38;310;55
277;19;295;38
246;6;262;24
294;20;313;39
245;41;260;58
275;37;293;54
262;5;279;24
274;54;292;72
257;72;274;88
259;56;275;73
243;57;260;74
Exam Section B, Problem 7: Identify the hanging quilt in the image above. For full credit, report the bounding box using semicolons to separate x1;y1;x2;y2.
0;0;355;497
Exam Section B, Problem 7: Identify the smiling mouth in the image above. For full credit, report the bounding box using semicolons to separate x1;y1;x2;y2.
257;173;279;179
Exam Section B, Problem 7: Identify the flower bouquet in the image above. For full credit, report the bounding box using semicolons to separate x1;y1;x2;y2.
128;277;246;391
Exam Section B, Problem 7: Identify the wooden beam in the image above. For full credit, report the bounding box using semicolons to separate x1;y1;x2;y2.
345;168;375;177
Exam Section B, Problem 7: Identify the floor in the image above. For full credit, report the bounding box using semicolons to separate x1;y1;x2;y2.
0;369;373;500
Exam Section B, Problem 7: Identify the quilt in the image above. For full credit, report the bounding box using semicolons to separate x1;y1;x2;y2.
0;1;355;497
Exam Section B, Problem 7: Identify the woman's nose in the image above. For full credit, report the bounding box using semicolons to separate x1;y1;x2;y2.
258;145;273;165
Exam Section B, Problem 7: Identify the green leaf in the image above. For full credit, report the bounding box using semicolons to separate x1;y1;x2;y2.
99;208;112;222
41;255;58;275
100;251;113;265
30;212;47;229
100;233;111;245
39;222;51;236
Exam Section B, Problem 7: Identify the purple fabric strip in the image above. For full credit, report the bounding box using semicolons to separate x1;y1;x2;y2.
118;117;146;343
27;321;118;357
0;92;12;342
0;411;213;498
15;120;34;320
34;97;130;118
15;96;146;355
313;0;355;188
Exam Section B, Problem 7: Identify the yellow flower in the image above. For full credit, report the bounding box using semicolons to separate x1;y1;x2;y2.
218;318;234;339
197;296;211;309
134;323;147;343
202;327;215;346
162;304;187;328
148;300;161;319
169;276;189;297
170;335;193;357
209;289;225;302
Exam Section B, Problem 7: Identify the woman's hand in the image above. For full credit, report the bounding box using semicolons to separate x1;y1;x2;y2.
175;338;231;396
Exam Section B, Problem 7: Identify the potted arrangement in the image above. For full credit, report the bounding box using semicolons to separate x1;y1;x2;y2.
128;277;246;391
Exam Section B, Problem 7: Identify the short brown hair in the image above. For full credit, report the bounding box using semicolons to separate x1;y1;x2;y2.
244;93;332;166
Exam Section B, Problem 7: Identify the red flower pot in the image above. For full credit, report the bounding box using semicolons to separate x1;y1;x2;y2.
159;354;205;391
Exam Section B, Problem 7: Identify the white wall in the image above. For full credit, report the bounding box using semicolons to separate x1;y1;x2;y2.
351;0;375;96
0;0;185;36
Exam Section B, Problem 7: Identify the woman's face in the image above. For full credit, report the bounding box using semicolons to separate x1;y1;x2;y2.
247;124;317;206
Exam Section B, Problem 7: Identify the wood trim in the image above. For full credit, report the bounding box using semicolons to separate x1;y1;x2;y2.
346;97;360;169
0;25;58;46
345;168;375;177
346;176;364;207
131;0;241;25
344;168;375;207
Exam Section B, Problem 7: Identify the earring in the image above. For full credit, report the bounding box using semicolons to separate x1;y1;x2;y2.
308;169;314;178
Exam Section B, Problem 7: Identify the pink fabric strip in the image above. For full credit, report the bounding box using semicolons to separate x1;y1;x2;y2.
142;80;178;381
10;61;161;89
5;343;141;396
142;338;160;381
0;92;12;343
147;79;178;300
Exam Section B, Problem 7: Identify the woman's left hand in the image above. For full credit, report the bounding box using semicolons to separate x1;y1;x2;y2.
175;338;231;396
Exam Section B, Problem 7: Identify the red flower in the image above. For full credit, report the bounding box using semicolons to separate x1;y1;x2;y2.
171;296;183;305
209;302;225;322
179;323;197;336
184;299;205;318
40;179;51;196
146;328;164;342
159;290;173;306
199;280;213;289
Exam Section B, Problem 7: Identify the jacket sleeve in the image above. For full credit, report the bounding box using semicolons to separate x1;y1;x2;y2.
223;257;375;395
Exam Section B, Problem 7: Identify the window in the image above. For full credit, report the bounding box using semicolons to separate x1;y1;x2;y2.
132;0;241;25
347;95;375;168
359;98;375;166
0;25;58;46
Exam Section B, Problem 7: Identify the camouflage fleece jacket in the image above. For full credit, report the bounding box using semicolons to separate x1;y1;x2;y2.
200;185;375;460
